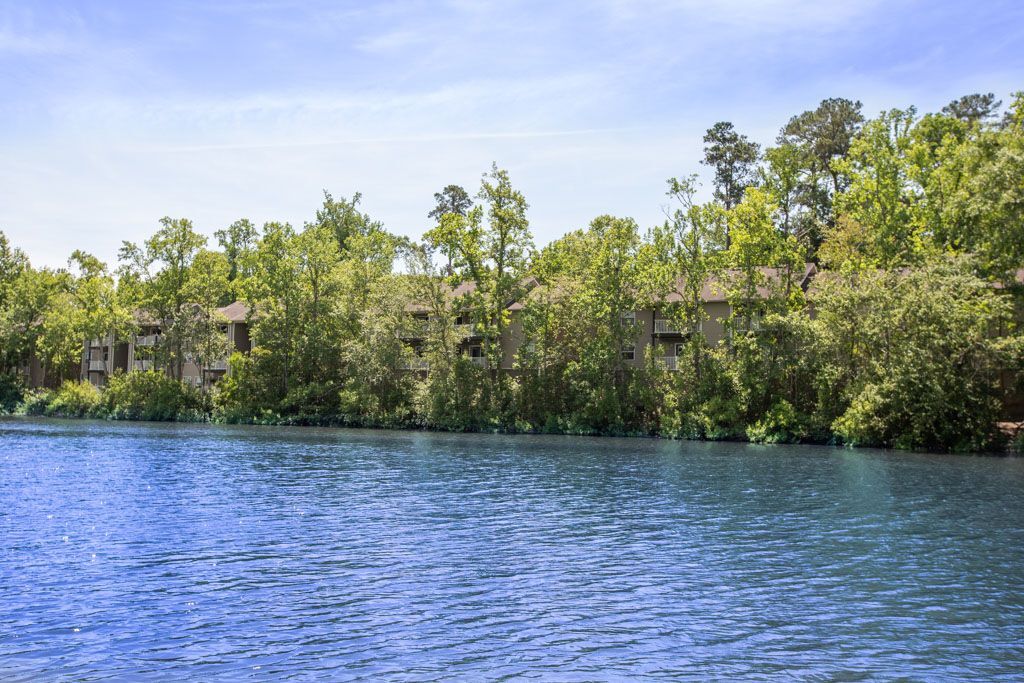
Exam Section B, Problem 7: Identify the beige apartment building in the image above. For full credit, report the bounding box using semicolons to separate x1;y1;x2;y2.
82;302;252;387
400;265;819;372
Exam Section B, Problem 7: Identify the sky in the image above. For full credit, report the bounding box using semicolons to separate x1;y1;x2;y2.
1;0;1022;268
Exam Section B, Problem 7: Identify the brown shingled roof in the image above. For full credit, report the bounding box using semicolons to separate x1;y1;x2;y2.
216;301;251;323
664;263;817;303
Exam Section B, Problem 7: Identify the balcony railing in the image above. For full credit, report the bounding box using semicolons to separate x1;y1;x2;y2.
207;359;228;371
133;360;153;371
89;338;105;348
88;360;106;372
400;358;430;370
468;356;488;368
658;356;679;371
136;334;160;347
654;319;701;335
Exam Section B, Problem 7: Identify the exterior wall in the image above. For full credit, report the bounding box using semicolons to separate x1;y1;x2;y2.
78;320;249;389
628;309;654;368
500;312;524;370
702;302;730;345
231;322;251;353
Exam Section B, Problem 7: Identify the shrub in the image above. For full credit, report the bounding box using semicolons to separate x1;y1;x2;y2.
44;381;104;418
104;370;208;422
20;389;54;416
746;399;807;444
0;373;25;413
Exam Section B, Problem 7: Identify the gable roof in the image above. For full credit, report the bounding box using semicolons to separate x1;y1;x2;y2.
664;263;818;304
216;301;251;323
406;276;539;313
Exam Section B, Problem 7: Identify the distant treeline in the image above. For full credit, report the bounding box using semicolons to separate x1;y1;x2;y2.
2;91;1023;452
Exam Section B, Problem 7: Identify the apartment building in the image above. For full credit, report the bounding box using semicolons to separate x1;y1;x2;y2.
401;278;539;371
399;265;819;372
634;263;818;369
82;301;252;387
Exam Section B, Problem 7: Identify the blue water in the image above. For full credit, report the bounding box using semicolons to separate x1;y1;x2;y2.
1;418;1023;680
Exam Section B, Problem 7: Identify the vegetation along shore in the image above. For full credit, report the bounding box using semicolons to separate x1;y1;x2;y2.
2;93;1023;453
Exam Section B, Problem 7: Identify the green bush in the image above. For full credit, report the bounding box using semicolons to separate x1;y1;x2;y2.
746;399;807;444
0;373;25;413
104;370;208;422
20;389;54;416
38;381;104;418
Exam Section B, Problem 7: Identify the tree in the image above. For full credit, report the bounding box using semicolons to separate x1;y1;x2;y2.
428;184;473;222
215;218;258;289
942;93;1002;124
721;188;807;423
780;98;864;196
240;221;302;401
702;121;761;211
829;108;922;269
811;257;1020;451
649;176;726;385
119;217;207;379
938;92;1024;280
181;250;232;375
315;191;383;253
702;122;760;247
424;164;533;422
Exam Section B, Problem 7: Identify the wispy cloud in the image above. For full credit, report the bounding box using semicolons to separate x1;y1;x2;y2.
1;0;1022;267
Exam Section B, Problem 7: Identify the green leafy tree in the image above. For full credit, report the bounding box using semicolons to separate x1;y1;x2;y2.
424;164;533;422
829;108;923;269
702;121;761;242
942;92;1002;124
215;218;258;290
118;217;208;379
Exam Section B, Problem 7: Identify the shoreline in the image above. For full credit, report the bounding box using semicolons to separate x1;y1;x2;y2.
6;411;1020;457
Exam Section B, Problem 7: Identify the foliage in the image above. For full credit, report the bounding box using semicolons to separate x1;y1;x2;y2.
702;121;761;213
104;370;208;422
23;381;103;419
810;258;1019;451
6;92;1024;453
0;373;25;413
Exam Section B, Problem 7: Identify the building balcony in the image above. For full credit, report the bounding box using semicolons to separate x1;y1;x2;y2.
88;360;106;373
658;356;679;371
400;358;430;371
136;334;160;347
455;323;481;338
653;319;700;335
133;360;153;372
89;338;105;348
468;356;488;368
207;359;228;371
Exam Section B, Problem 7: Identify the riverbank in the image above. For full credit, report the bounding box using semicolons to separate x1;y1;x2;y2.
11;383;1024;456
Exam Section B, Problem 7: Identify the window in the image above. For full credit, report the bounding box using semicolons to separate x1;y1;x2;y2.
468;345;484;358
621;311;636;325
674;343;686;357
621;344;636;361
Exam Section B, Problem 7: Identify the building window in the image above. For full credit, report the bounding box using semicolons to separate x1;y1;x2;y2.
621;311;636;326
674;343;686;357
468;345;484;358
621;344;636;360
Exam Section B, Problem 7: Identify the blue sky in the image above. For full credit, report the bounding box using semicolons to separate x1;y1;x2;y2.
2;0;1022;268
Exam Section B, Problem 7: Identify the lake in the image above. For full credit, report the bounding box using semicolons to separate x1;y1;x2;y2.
1;417;1022;680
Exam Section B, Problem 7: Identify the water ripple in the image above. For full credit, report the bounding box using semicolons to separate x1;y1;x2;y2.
1;417;1023;680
